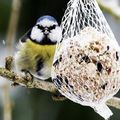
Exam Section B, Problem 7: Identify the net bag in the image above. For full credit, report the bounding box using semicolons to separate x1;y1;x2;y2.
52;0;120;119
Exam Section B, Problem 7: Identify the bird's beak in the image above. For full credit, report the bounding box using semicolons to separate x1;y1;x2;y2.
44;28;49;35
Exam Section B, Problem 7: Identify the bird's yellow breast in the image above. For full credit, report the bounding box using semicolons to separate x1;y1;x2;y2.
23;40;56;59
17;39;56;72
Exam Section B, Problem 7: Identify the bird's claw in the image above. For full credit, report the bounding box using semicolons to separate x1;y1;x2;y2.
22;70;33;88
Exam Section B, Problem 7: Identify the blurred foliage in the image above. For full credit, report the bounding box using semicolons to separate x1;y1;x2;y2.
0;0;68;40
0;0;11;37
16;0;69;40
0;0;120;120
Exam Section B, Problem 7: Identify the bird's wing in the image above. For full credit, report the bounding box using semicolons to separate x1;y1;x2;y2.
20;29;32;43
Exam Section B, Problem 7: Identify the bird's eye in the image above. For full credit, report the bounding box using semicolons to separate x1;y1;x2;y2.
49;25;56;30
37;25;44;30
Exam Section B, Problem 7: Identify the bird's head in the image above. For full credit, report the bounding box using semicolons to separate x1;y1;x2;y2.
30;15;62;44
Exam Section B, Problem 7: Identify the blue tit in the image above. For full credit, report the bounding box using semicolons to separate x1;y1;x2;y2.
14;15;62;80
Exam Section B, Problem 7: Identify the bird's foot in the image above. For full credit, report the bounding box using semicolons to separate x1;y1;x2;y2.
21;70;33;88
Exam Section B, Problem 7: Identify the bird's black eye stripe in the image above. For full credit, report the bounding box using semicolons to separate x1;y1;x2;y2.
37;25;44;30
49;25;56;30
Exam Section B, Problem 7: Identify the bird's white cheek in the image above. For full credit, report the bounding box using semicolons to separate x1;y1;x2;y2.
49;27;62;43
30;27;44;42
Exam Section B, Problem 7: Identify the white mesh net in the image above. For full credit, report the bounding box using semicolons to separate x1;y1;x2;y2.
61;0;115;41
52;0;120;119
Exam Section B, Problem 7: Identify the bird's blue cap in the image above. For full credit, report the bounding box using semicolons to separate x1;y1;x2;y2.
37;15;57;23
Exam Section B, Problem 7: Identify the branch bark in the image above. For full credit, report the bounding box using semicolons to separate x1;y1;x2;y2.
6;0;21;54
97;0;120;20
106;97;120;109
0;67;57;93
2;85;12;120
0;57;120;109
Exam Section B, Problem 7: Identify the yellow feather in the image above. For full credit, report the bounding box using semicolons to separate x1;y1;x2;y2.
16;39;56;73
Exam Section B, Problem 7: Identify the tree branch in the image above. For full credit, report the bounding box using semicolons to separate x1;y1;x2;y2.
0;57;120;109
2;85;12;120
0;67;57;93
97;0;120;20
106;97;120;109
6;0;21;54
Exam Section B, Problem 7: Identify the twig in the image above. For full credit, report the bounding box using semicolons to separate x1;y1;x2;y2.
4;0;21;119
106;97;120;109
6;0;21;54
1;57;120;109
2;84;12;120
1;66;120;108
2;56;13;120
5;57;13;71
0;67;57;93
97;0;120;20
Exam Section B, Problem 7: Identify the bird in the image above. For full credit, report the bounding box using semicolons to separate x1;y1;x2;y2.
14;15;62;80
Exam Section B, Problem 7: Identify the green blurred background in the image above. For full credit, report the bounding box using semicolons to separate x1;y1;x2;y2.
0;0;120;120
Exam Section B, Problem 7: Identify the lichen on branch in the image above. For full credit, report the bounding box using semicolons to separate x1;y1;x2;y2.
0;56;120;109
0;67;56;92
